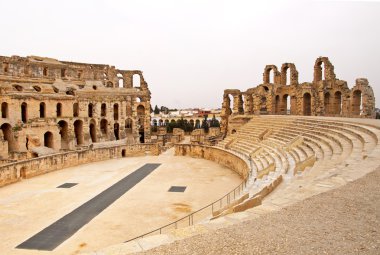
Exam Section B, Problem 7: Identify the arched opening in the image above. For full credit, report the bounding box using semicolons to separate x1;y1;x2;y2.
165;119;169;126
352;90;362;115
114;103;119;120
285;66;291;85
125;118;132;134
137;105;145;115
114;123;120;140
138;118;145;143
265;68;274;84
314;61;326;82
118;79;124;88
260;97;267;113
89;120;97;143
275;95;280;114
74;120;84;146
231;129;237;134
100;119;108;137
1;102;8;118
117;73;124;88
189;119;194;128
282;94;290;114
58;120;69;150
195;119;201;129
21;102;27;123
39;102;46;118
324;92;331;115
334;91;342;115
122;149;126;157
43;67;48;76
159;119;163;126
44;131;54;148
73;103;79;117
303;93;312;116
101;103;107;117
56;103;62;117
1;123;16;152
133;74;141;87
106;81;113;87
136;97;141;103
88;103;93;118
153;119;157;126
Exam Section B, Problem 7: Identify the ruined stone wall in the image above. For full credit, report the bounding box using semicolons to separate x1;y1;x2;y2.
221;57;376;134
0;55;152;160
0;143;159;187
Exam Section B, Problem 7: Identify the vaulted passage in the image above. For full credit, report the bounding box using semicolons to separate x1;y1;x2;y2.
89;120;97;143
44;132;53;148
352;90;362;115
1;123;16;152
74;120;84;146
58;120;69;150
303;93;312;116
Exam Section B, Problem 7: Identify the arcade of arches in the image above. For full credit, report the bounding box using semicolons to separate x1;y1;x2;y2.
0;55;152;160
221;57;376;134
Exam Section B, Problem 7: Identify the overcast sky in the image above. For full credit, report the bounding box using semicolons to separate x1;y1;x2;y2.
0;0;379;109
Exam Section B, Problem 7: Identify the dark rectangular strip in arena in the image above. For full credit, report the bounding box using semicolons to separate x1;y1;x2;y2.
16;163;161;251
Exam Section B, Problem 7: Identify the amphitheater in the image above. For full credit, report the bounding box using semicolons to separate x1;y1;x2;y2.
0;56;379;255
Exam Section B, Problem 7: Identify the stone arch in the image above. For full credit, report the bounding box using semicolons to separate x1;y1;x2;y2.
74;120;84;146
21;102;27;123
260;96;267;113
100;119;108;137
88;103;94;118
158;119;163;126
314;57;336;82
1;102;8;118
1;123;16;152
113;103;119;120
137;105;145;115
101;103;107;117
352;90;362;115
263;65;280;84
39;102;46;118
165;119;169;126
56;103;62;117
73;103;79;117
281;63;298;85
114;123;120;140
303;92;312;116
275;95;280;114
324;92;331;115
122;149;126;157
58;120;69;150
133;74;141;87
334;91;342;115
44;131;54;148
117;73;124;88
282;94;291;115
89;119;97;143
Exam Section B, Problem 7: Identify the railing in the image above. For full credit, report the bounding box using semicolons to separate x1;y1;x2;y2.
125;176;249;243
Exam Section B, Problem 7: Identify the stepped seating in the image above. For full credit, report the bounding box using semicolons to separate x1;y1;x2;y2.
216;116;380;200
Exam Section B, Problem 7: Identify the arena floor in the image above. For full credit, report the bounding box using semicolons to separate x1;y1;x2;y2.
0;149;242;255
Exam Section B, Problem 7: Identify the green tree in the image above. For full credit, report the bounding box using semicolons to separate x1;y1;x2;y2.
201;115;209;133
154;105;160;114
210;114;220;127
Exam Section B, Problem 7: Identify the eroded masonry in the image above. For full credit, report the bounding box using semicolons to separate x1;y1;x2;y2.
0;55;151;160
221;57;376;134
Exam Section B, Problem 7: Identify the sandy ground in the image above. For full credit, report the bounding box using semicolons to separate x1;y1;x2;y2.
137;166;380;255
0;149;242;255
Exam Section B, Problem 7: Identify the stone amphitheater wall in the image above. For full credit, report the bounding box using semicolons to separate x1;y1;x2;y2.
174;144;249;179
0;143;159;187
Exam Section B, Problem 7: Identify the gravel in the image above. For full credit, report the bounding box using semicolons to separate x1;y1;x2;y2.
136;167;380;255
